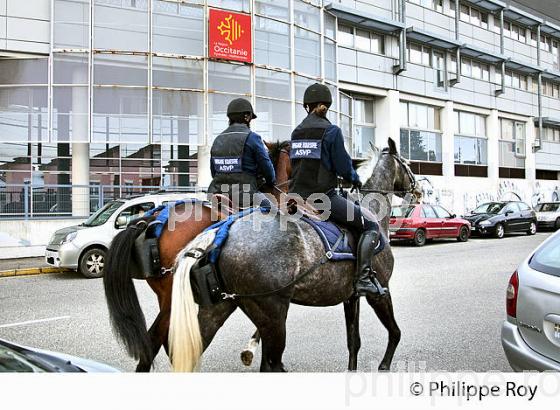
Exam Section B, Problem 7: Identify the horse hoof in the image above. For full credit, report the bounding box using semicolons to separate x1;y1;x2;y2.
378;363;390;372
240;350;254;367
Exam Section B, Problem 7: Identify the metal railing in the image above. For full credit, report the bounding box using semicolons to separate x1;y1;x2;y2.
0;184;203;219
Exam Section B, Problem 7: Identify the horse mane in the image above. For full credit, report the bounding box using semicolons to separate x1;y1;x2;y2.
267;140;291;166
356;148;381;185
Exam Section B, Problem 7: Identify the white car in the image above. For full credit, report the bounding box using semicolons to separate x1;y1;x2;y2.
535;202;560;231
45;193;201;278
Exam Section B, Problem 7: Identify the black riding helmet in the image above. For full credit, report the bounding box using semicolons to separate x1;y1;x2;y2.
227;98;257;119
303;83;332;108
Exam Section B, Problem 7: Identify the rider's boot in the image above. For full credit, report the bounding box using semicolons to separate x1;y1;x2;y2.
355;230;387;297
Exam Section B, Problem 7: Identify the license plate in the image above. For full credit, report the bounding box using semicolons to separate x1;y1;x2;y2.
471;227;476;231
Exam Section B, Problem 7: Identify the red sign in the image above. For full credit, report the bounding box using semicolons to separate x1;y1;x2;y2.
209;8;252;63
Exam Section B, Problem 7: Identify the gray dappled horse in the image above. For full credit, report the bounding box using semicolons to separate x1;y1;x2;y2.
168;138;419;372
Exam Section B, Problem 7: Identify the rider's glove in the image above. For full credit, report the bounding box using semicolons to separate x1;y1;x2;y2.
351;180;362;193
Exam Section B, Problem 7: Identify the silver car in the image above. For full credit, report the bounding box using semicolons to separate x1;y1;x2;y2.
502;230;560;371
535;202;560;231
45;193;198;278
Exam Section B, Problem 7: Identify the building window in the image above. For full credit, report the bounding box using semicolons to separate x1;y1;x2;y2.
494;20;528;44
339;93;376;158
407;43;431;66
461;58;489;81
542;80;560;98
541;35;553;52
337;24;384;55
553;40;559;71
495;70;528;91
540;127;560;143
409;0;443;13
459;4;488;29
400;101;442;163
454;111;488;166
499;118;526;169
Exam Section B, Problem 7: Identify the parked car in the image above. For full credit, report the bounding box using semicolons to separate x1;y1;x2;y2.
0;338;119;372
389;204;471;246
535;202;560;230
501;230;560;371
463;201;537;239
45;193;199;278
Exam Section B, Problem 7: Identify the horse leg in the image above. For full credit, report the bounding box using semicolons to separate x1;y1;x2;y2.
135;312;167;372
240;330;260;367
365;293;401;371
240;299;289;373
198;301;238;351
343;294;361;371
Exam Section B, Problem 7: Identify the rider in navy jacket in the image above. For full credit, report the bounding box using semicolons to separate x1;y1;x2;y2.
289;83;384;297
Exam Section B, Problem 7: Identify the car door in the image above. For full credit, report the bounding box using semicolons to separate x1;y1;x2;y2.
517;201;534;231
432;205;457;238
501;202;521;232
421;205;441;238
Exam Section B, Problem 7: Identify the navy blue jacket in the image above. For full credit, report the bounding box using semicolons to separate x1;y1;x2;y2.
210;131;276;186
321;124;360;185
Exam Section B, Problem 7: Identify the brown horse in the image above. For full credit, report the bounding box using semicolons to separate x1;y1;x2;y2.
103;141;291;372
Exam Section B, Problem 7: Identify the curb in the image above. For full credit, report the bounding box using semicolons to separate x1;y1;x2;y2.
0;267;73;278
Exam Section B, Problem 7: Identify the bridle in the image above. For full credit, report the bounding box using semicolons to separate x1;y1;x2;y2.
359;152;417;196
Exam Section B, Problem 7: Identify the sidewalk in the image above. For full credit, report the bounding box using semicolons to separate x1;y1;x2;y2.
0;257;72;277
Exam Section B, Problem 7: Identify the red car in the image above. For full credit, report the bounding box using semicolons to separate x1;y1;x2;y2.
389;204;471;246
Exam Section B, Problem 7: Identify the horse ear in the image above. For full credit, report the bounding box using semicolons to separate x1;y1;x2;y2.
388;138;397;155
264;140;274;151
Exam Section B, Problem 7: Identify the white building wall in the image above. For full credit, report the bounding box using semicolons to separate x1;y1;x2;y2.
3;0;50;54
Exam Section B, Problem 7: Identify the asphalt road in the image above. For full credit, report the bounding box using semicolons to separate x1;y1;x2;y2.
0;232;552;372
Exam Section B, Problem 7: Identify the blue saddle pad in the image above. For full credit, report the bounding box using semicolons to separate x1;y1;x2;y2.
300;218;356;261
143;198;207;239
204;207;266;264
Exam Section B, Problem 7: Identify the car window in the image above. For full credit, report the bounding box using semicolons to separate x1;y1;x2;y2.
501;203;519;214
421;205;437;218
117;202;155;225
529;234;560;277
473;202;504;214
517;202;531;211
391;206;416;218
537;203;560;212
432;205;451;218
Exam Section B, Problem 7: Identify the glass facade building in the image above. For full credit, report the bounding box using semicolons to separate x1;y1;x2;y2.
1;0;560;220
0;0;338;201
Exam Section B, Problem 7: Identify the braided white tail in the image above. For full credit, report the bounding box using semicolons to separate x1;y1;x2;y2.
169;229;217;372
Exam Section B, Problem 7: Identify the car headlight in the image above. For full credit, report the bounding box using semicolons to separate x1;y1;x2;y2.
61;232;77;245
479;220;492;226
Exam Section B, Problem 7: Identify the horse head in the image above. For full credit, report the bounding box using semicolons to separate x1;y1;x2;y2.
265;140;291;194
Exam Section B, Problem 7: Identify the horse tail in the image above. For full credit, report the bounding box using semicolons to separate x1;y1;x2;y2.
103;221;152;364
168;249;203;372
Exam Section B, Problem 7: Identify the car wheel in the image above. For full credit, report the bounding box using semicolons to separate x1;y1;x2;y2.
413;229;426;247
79;248;106;279
457;226;469;242
494;223;505;239
527;221;537;236
555;218;560;231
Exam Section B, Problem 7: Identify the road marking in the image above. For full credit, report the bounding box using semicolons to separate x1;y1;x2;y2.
0;315;71;328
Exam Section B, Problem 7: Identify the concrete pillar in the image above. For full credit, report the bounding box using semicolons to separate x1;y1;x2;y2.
440;100;455;178
375;89;401;150
72;142;90;217
525;118;536;184
71;78;89;217
197;145;212;189
487;109;500;182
